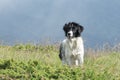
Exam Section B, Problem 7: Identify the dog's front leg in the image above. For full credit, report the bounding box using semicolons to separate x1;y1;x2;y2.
72;49;77;56
75;60;78;66
77;54;84;65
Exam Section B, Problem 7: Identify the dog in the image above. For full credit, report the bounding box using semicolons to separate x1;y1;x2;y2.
59;22;84;66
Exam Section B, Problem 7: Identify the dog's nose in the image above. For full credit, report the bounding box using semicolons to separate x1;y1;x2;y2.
68;33;71;36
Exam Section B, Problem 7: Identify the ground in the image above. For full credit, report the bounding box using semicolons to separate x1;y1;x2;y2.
0;43;120;80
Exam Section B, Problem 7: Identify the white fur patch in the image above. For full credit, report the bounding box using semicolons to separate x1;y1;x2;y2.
60;37;84;66
67;30;73;37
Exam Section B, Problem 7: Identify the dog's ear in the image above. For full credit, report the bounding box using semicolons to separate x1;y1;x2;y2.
75;24;84;37
78;24;84;33
63;23;68;36
63;23;68;31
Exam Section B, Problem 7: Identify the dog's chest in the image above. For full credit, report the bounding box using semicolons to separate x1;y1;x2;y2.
67;39;77;50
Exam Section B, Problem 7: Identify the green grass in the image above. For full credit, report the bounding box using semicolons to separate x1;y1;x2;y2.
0;44;120;80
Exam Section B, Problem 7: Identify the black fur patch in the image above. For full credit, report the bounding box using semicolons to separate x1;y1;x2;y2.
63;22;84;38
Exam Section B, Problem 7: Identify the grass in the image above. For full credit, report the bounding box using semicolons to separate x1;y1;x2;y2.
0;43;120;80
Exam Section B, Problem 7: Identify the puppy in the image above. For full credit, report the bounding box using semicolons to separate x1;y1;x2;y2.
59;22;84;66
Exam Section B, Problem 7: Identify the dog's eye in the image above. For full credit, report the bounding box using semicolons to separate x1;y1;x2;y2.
72;27;75;30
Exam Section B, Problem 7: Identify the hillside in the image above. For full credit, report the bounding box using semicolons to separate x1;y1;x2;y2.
0;44;120;80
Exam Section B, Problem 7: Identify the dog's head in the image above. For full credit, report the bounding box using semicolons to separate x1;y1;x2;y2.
63;22;84;39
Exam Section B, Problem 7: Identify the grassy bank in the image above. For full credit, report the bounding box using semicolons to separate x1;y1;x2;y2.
0;44;120;80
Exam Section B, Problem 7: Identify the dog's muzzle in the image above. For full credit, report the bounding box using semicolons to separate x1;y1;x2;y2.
67;31;73;38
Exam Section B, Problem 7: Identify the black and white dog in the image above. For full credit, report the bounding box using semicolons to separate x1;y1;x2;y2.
59;22;84;66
